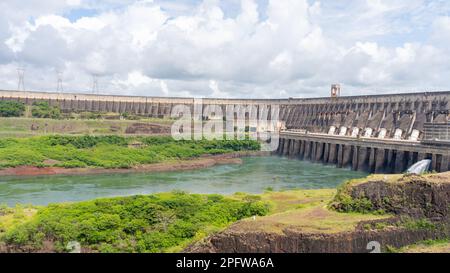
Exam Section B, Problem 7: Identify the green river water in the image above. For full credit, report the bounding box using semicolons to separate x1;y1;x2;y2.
0;157;368;206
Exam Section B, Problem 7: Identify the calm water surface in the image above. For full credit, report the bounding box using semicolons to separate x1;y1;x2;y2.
0;157;368;206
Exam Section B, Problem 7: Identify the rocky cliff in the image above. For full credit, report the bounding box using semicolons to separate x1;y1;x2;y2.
187;173;450;253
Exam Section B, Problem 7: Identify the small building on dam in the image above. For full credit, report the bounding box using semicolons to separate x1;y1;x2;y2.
1;89;450;174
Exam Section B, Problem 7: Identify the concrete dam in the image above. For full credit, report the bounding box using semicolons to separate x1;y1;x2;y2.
1;89;450;174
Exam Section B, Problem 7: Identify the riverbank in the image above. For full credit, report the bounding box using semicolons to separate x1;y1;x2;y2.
0;151;269;177
0;135;261;175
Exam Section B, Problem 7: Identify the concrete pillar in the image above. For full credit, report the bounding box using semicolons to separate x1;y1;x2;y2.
357;147;369;172
323;143;330;163
299;140;305;159
395;151;406;173
311;142;317;162
337;144;344;168
368;148;376;173
328;144;338;164
289;140;296;158
292;140;301;157
277;139;284;155
375;149;386;173
283;139;290;156
352;146;359;171
315;142;324;162
440;155;449;172
305;141;312;160
342;145;353;168
386;150;395;173
111;101;116;112
431;154;438;172
88;100;93;111
406;152;414;170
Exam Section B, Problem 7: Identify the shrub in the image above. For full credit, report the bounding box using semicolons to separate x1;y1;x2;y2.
0;135;260;169
402;218;437;231
31;101;61;119
46;135;128;148
0;101;25;117
2;192;271;253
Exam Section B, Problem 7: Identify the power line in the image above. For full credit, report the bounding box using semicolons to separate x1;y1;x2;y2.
92;74;99;94
17;67;25;91
57;70;64;93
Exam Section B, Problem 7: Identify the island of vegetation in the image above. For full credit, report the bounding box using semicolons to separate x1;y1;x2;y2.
0;135;261;176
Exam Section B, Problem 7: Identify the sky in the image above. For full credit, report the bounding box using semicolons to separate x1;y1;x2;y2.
1;0;450;98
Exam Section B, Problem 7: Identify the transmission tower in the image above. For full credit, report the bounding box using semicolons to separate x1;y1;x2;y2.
17;67;25;91
56;70;64;93
92;74;99;94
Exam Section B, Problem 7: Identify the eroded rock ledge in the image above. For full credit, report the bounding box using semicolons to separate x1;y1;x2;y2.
187;173;450;253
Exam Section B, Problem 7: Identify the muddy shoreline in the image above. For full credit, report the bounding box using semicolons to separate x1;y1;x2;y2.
0;151;271;177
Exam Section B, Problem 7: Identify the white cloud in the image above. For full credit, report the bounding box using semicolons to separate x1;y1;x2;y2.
1;0;450;98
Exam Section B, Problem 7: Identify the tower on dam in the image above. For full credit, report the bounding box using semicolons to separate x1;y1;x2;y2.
1;89;449;173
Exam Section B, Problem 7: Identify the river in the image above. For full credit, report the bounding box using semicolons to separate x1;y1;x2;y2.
0;157;368;206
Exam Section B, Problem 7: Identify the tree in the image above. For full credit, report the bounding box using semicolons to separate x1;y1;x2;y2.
31;101;61;119
156;211;177;232
0;101;25;117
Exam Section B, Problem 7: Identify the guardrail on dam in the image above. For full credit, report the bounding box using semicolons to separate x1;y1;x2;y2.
1;89;450;173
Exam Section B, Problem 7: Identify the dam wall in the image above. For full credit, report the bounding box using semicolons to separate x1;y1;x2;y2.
0;90;285;119
277;131;450;173
1;90;449;138
275;91;450;173
2;89;450;173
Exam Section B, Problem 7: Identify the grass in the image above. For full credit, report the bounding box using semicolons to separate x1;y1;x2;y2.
0;135;261;169
0;205;38;237
257;189;336;213
400;239;450;253
0;117;172;137
226;189;390;235
234;205;390;235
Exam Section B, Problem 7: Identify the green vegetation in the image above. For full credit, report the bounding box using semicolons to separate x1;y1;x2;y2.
229;190;390;235
0;101;25;117
31;102;61;119
0;135;260;169
0;192;270;253
400;217;437;231
399;238;450;253
0;189;393;253
0;204;37;236
0;189;352;253
121;112;141;120
330;179;379;214
0;117;172;137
